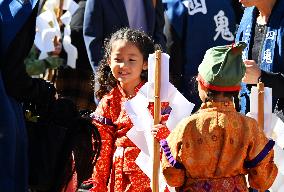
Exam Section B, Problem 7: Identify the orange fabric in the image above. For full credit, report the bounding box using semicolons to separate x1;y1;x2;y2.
161;101;277;191
90;81;169;192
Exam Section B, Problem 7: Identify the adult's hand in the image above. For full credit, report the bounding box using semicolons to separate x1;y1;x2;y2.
242;60;261;84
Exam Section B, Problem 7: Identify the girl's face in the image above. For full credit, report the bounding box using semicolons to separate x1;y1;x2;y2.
109;39;147;90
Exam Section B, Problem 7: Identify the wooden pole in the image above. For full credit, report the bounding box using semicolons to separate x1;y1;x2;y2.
257;82;264;130
54;0;64;46
257;81;265;192
57;0;64;26
152;0;157;8
152;50;162;192
44;0;64;83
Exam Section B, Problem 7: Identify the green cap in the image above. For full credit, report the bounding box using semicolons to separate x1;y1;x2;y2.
197;42;246;91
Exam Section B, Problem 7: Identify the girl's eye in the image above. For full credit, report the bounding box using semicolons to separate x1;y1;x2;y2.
129;59;136;62
114;58;122;62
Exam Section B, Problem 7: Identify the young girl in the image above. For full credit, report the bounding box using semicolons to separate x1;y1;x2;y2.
157;42;278;191
86;28;164;192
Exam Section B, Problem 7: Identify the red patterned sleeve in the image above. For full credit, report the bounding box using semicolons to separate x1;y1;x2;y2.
90;97;116;192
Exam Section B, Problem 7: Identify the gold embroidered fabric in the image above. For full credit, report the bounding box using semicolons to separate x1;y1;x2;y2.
161;101;277;191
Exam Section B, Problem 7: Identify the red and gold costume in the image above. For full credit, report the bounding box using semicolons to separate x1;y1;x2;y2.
90;81;169;192
160;101;278;192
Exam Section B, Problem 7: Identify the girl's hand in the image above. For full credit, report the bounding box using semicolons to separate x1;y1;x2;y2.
53;42;62;55
151;124;164;137
242;60;261;84
151;114;169;137
151;123;170;142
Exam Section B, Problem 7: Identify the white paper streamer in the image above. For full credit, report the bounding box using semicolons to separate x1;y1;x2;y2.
124;52;194;191
35;10;60;53
167;83;194;131
125;92;153;157
147;53;170;101
272;114;284;149
269;144;284;192
63;0;79;15
247;86;284;191
248;86;273;136
62;24;78;68
44;0;59;10
60;11;72;25
34;0;79;68
125;83;194;191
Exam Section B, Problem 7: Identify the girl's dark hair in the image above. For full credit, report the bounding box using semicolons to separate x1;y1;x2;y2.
206;89;239;101
96;28;158;99
192;76;239;104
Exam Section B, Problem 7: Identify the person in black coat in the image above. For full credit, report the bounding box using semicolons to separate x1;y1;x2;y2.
163;0;243;111
0;0;56;190
83;0;166;72
56;0;97;110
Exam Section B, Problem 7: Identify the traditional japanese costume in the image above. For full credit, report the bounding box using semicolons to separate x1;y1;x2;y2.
90;81;169;192
235;0;284;117
159;43;278;191
161;101;277;191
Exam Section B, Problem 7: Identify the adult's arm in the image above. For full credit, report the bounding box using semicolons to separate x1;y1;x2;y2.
83;0;103;72
243;59;284;98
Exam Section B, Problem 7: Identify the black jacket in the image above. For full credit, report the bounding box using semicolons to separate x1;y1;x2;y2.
261;70;284;120
1;3;55;103
70;0;92;71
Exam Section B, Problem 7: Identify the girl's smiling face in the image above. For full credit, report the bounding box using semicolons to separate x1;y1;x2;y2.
109;39;148;91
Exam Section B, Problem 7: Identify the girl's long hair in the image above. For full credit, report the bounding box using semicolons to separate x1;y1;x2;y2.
95;28;159;99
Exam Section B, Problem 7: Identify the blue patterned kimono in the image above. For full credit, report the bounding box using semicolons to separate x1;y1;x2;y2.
235;0;284;115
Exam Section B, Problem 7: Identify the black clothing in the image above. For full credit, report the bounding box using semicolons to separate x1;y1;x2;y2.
70;0;92;71
1;5;55;104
